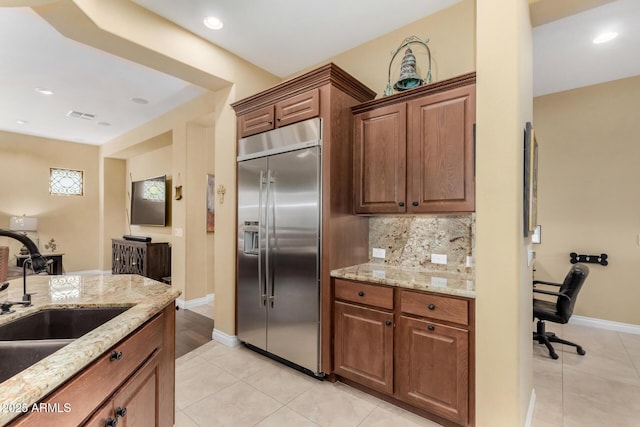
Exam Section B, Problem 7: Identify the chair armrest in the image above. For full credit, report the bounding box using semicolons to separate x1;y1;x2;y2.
533;280;562;287
533;288;571;302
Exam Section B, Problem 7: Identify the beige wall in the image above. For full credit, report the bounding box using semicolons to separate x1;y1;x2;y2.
0;131;100;272
476;0;533;425
298;0;475;98
533;76;640;326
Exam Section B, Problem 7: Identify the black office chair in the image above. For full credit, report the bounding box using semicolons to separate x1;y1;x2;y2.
533;264;589;359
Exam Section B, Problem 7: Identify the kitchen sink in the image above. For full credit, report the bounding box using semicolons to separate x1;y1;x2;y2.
0;339;72;383
0;307;131;341
0;306;131;383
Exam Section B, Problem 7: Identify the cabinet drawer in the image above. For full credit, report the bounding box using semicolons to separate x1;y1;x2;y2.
334;279;393;310
400;290;468;326
275;88;319;127
239;105;275;138
12;313;164;426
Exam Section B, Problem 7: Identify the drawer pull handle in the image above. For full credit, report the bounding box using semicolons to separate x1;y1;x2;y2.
105;418;118;427
385;320;392;327
115;406;127;418
358;291;365;297
428;304;436;310
110;350;123;362
428;325;435;331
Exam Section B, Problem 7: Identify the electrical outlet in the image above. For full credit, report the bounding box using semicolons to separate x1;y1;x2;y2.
431;253;447;265
174;228;183;237
372;248;386;259
466;256;473;268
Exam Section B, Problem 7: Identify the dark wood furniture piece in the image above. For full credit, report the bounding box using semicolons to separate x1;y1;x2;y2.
17;253;64;275
10;303;176;427
111;239;171;281
231;63;376;374
332;278;475;427
352;72;476;214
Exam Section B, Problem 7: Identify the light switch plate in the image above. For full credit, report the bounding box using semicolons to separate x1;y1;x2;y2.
372;248;386;259
431;253;447;265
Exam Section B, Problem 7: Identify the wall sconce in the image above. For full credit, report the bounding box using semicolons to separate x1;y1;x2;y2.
9;215;38;255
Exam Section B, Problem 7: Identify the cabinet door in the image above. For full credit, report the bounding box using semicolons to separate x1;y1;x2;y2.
396;315;468;425
353;103;407;214
239;105;275;138
334;301;394;394
274;88;319;128
407;84;475;213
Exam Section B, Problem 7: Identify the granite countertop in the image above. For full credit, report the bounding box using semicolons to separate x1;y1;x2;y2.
331;263;475;298
0;274;181;425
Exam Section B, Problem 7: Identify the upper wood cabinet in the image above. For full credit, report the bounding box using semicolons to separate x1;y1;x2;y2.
353;73;476;214
237;88;320;138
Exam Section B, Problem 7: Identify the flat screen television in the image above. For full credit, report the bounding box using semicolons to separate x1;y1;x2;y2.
130;175;167;226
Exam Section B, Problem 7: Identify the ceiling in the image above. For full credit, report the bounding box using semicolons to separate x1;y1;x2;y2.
0;0;638;145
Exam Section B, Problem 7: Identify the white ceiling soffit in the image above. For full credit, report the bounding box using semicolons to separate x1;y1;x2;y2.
533;0;640;97
131;0;463;78
0;7;207;145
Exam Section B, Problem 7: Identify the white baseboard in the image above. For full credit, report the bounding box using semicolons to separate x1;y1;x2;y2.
570;315;640;335
525;388;536;427
176;293;214;310
212;328;240;347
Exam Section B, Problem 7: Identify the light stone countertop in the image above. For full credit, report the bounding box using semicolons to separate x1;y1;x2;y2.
330;263;475;299
0;274;180;425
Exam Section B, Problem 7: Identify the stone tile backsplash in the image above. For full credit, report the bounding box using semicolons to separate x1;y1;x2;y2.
369;214;475;274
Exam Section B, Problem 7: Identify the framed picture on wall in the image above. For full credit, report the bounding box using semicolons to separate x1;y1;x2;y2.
523;122;539;237
207;174;215;232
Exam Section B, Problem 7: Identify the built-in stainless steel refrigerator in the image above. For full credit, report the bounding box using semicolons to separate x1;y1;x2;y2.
237;118;322;375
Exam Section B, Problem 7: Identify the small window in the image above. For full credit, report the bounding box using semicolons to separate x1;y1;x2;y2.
50;168;83;196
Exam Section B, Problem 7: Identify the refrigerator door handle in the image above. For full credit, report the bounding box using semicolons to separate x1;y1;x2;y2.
258;170;267;307
266;169;276;308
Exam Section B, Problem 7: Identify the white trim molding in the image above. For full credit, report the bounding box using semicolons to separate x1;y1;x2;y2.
525;388;536;427
176;293;214;310
570;315;640;335
212;328;240;347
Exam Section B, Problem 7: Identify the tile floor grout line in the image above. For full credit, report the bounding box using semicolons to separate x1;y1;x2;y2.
617;331;640;380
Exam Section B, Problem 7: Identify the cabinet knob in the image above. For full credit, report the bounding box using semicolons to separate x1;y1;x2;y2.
412;201;419;207
109;350;123;362
358;291;365;297
115;407;127;418
105;418;118;427
399;202;405;207
428;325;435;331
428;304;436;310
268;120;273;125
277;117;281;122
385;320;392;327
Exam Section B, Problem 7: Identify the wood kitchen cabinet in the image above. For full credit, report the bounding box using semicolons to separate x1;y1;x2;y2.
353;73;476;214
397;290;470;426
238;88;320;138
331;278;475;426
10;304;175;427
333;280;394;394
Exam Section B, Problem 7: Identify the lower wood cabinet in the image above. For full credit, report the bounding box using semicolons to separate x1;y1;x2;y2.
10;304;175;427
332;278;474;426
334;301;394;394
396;315;469;425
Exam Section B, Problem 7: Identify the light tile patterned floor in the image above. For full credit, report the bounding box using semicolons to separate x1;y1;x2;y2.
187;300;214;320
532;321;640;427
174;341;441;427
175;321;640;426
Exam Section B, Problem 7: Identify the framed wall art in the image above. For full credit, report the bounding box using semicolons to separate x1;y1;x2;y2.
523;121;539;237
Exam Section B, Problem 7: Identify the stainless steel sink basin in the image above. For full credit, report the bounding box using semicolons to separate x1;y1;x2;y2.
0;307;130;341
0;306;131;383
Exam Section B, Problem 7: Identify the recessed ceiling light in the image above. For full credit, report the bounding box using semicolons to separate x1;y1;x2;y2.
131;97;149;105
203;16;223;30
97;121;111;126
593;31;618;44
16;120;28;125
34;87;54;95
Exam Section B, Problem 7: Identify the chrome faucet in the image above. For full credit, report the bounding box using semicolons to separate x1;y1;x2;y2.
0;228;49;308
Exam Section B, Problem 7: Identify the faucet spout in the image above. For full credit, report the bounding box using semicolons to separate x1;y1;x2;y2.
0;228;48;273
